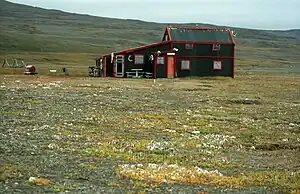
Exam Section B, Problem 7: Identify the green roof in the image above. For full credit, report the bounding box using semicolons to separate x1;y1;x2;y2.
169;28;234;43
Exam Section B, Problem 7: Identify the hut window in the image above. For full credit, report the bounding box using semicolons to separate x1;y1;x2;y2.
185;43;194;50
157;56;165;65
134;55;144;64
213;60;222;70
212;44;221;51
181;60;191;70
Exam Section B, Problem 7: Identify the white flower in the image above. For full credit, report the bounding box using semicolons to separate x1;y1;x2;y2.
48;143;59;149
163;129;177;133
148;163;158;168
28;177;37;182
168;164;178;168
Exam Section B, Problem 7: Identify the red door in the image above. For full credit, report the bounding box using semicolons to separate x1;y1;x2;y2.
167;55;175;78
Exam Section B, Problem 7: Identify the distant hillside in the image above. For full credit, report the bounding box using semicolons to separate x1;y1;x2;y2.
0;0;300;54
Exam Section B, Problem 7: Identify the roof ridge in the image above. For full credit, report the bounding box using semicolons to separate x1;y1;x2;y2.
168;26;231;31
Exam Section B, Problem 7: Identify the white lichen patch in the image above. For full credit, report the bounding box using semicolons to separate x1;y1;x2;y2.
118;163;223;183
187;133;236;151
48;143;60;150
163;129;177;133
147;141;176;152
200;134;236;149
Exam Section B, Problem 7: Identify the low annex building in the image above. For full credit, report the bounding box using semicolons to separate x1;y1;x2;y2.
96;26;235;79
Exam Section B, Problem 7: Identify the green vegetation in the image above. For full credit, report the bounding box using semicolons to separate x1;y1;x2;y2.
53;183;74;192
0;163;20;181
1;74;299;193
117;164;299;192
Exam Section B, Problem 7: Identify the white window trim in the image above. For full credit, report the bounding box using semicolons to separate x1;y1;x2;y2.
213;44;221;51
185;43;194;50
157;56;165;65
213;60;222;70
181;60;191;70
134;55;144;64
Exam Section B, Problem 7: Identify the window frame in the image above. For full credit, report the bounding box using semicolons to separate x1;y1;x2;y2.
212;60;222;70
157;56;165;65
134;54;144;65
185;43;194;50
180;59;191;70
212;44;221;51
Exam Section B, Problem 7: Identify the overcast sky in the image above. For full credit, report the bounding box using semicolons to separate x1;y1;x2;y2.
9;0;300;30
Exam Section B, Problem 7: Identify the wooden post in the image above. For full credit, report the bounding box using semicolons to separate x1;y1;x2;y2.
104;57;107;78
153;52;157;79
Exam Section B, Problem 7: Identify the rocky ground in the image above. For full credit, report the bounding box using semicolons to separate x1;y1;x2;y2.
0;75;299;194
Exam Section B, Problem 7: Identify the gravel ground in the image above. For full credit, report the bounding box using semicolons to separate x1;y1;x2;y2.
0;75;299;194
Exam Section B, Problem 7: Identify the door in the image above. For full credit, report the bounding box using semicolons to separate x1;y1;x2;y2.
105;57;114;77
115;55;124;77
167;54;175;78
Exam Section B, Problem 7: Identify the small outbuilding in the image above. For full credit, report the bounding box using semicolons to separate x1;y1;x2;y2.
96;26;235;79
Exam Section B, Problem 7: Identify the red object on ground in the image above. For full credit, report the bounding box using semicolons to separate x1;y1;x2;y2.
24;65;37;75
25;65;36;73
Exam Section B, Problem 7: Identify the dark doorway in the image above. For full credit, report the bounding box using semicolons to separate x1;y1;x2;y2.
105;57;114;77
146;54;154;74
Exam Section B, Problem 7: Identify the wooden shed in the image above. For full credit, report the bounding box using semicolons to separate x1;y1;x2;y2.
97;26;235;79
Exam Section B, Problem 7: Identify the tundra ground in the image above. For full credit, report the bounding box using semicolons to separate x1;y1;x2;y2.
0;74;299;194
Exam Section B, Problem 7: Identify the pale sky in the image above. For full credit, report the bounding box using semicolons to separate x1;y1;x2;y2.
9;0;300;30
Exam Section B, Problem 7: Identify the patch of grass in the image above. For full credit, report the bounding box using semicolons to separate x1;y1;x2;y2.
118;163;300;193
132;181;160;189
24;99;45;105
212;170;300;193
79;135;238;170
185;117;210;126
126;190;147;194
79;143;176;164
135;113;168;121
291;189;300;194
254;143;300;151
1;74;299;193
53;183;74;192
0;163;20;181
227;98;262;105
199;110;228;117
0;52;97;77
0;111;23;116
78;162;99;170
113;113;178;132
106;183;120;187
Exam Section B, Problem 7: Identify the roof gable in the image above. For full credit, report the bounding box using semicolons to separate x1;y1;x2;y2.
165;26;235;44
